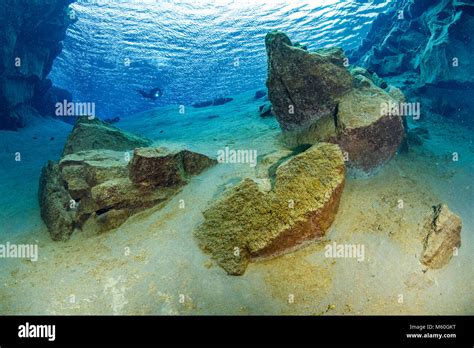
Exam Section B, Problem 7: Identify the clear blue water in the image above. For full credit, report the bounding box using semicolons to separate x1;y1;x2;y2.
50;0;391;119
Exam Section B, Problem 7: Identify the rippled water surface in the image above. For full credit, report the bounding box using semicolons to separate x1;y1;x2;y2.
51;0;391;118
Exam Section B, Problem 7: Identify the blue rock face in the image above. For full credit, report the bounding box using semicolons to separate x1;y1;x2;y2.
349;0;474;83
348;0;474;127
0;0;76;130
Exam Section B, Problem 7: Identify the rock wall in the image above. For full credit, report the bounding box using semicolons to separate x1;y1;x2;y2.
348;0;474;126
0;0;76;130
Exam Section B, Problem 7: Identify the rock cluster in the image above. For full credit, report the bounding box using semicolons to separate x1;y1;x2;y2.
39;118;216;240
195;143;345;275
421;204;462;269
0;0;76;130
265;31;404;175
62;117;151;156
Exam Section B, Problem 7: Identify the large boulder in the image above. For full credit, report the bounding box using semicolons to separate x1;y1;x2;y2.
40;123;216;240
332;77;405;175
62;117;151;156
421;204;462;269
265;31;353;131
195;143;345;275
266;32;405;176
59;150;129;200
129;147;217;187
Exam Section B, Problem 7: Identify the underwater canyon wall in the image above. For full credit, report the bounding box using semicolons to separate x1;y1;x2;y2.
0;0;76;130
348;0;474;127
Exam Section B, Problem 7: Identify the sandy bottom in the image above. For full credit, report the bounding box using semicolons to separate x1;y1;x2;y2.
0;90;472;315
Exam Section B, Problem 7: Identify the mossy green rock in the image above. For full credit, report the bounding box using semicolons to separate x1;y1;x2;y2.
195;143;345;275
62;117;151;156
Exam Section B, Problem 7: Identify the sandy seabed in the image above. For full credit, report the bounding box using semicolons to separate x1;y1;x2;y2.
0;89;472;315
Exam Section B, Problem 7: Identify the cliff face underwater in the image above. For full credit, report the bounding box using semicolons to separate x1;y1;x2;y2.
348;0;474;127
0;0;472;315
0;0;76;130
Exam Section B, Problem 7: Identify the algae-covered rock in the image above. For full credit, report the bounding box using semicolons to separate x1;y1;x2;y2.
181;150;218;176
258;102;273;118
333;79;405;175
129;147;217;187
280;74;404;175
129;147;184;187
59;150;129;199
38;161;75;241
41;136;216;239
266;31;404;176
265;31;353;132
421;204;462;269
62;117;151;156
195;143;345;275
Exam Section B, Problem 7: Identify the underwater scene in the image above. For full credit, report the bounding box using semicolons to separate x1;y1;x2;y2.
0;0;473;316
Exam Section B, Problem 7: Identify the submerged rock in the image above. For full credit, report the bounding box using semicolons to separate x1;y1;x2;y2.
62;117;151;156
195;143;345;275
266;31;404;175
350;0;474;85
212;97;233;106
265;31;353;132
407;126;430;147
421;204;462;269
254;90;267;100
192;100;213;108
38;162;75;241
104;116;120;124
258;102;273;117
40;123;216;240
129;147;217;187
332;79;405;175
192;97;234;108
